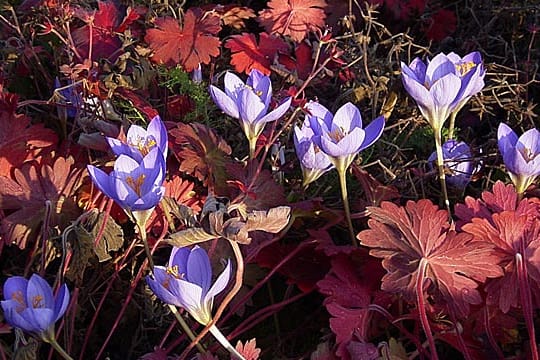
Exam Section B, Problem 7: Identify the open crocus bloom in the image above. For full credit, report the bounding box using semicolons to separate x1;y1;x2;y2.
498;122;540;194
401;51;485;131
87;147;166;212
107;115;168;163
146;246;231;325
306;101;385;172
209;69;292;150
1;274;70;340
428;140;475;188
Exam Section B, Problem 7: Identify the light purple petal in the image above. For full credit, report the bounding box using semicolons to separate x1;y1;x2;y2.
259;97;292;123
359;115;385;150
3;276;28;303
20;308;54;334
430;73;461;108
186;246;212;294
87;165;115;199
114;154;141;174
1;300;35;333
248;70;272;107
401;74;435;111
170;279;204;315
498;122;518;158
426;53;455;83
169;247;190;274
401;58;426;83
209;86;240;119
107;137;142;161
146;268;183;307
223;72;245;100
238;88;266;125
320;127;366;158
332;102;362;131
27;275;54;310
205;259;231;301
53;284;70;322
306;102;333;129
148;116;168;158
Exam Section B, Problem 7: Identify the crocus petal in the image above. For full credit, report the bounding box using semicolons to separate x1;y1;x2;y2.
238;88;266;125
20;308;54;334
259;97;292;123
126;124;147;146
359;115;385;150
403;58;427;83
148;116;168;158
401;74;435;112
170;279;204;316
186;246;212;294
146;268;183;307
87;165;115;199
498;122;519;158
114;154;141;174
3;276;28;303
306;102;333;129
430;73;461;108
1;301;35;333
205;259;231;301
333;102;362;131
320;127;366;158
53;284;70;322
249;70;272;107
223;72;245;100
426;53;455;83
27;275;54;311
209;86;240;119
169;247;190;274
107;137;143;161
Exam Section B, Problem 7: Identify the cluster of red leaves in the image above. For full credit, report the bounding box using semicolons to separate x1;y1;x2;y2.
145;9;221;71
225;33;288;75
72;1;141;61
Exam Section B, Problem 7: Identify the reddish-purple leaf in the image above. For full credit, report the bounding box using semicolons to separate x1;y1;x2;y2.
145;9;221;71
358;199;503;317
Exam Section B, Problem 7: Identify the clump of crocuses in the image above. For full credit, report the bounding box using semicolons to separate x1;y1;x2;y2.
428;140;475;188
2;274;72;359
87;116;167;214
209;69;292;157
498;122;540;194
146;245;231;325
401;51;485;133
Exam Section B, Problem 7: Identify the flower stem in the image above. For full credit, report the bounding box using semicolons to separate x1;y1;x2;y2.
45;338;74;360
132;209;155;271
337;167;358;246
209;324;246;360
434;127;452;220
248;136;257;159
168;305;206;354
416;258;439;360
447;111;458;140
516;253;539;360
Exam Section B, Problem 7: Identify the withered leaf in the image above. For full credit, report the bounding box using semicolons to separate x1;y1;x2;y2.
167;227;219;248
244;206;291;234
82;209;124;262
65;221;95;284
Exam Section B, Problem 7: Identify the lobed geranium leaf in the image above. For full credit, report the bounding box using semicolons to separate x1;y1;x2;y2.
225;32;288;75
244;206;291;234
145;9;221;71
235;338;261;360
167;227;219;248
170;122;232;195
258;0;328;42
358;199;503;318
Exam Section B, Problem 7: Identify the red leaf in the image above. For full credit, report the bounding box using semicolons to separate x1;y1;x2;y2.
0;88;57;177
358;199;504;317
424;9;457;42
170;122;232;195
0;155;84;249
235;338;261;360
145;9;221;71
258;0;328;42
462;210;540;313
225;33;288;75
326;303;372;359
72;1;139;61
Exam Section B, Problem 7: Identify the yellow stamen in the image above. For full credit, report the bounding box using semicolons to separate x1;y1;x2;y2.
32;295;44;308
128;135;157;156
125;174;146;196
455;61;476;76
519;147;538;163
328;127;346;142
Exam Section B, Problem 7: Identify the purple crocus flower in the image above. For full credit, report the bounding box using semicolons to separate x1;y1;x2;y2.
209;69;292;154
306;101;385;172
1;274;70;339
294;118;334;187
107;115;168;163
498;122;540;194
146;246;231;325
428;140;474;188
401;51;485;131
87;147;166;211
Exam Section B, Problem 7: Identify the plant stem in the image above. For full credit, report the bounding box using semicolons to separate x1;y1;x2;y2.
132;209;155;271
168;305;206;354
248;136;257;159
447;111;457;140
208;324;246;360
516;253;539;360
416;258;439;360
337;167;358;246
45;338;74;360
434;127;452;220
